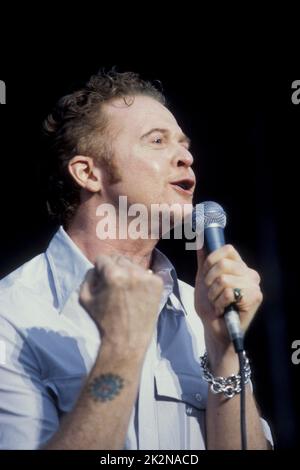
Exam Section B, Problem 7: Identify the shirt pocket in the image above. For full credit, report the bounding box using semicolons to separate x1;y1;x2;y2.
154;359;208;412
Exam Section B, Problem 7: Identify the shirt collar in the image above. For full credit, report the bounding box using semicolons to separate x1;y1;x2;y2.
46;226;184;314
150;248;186;315
46;226;93;311
150;248;174;292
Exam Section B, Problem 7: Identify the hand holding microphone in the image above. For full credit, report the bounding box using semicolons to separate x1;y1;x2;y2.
193;202;263;355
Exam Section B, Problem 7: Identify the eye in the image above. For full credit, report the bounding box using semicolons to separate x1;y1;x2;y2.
152;137;163;144
179;139;191;150
181;142;190;150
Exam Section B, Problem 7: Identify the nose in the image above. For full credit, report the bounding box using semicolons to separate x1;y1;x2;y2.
174;148;194;168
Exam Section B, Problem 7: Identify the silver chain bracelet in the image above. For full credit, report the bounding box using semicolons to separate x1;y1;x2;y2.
200;351;251;399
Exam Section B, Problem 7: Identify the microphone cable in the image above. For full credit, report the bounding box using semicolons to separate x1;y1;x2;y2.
238;349;247;450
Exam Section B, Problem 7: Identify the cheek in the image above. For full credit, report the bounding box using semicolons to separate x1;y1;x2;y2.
106;162;164;203
107;146;170;202
123;156;168;193
127;154;165;178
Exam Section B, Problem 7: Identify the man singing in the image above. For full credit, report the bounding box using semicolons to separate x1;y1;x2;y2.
0;70;272;449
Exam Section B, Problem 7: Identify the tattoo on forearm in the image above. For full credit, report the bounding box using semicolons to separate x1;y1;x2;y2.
88;374;125;402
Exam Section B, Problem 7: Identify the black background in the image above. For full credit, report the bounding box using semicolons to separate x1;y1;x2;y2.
0;43;299;449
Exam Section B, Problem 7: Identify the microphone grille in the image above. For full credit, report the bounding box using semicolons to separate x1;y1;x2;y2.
203;201;227;228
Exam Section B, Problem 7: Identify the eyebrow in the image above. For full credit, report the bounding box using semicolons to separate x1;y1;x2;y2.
141;128;191;147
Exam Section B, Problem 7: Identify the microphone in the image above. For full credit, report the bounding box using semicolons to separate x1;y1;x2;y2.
193;201;244;353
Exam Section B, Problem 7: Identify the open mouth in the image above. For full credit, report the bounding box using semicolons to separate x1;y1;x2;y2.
170;178;195;195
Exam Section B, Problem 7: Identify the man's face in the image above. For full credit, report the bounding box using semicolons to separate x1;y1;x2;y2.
99;95;196;226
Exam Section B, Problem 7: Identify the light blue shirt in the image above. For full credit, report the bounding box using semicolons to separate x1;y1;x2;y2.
0;227;272;449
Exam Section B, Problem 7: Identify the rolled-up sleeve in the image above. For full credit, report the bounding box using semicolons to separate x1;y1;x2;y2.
0;316;59;449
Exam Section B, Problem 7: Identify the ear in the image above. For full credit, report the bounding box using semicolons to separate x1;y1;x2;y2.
68;155;102;193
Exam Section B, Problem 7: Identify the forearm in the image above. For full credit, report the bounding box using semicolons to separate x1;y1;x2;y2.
205;348;269;450
44;343;144;450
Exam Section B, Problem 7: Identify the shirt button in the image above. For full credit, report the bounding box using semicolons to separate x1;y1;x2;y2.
195;393;202;402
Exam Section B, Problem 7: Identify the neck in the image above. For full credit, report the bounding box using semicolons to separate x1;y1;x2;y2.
66;204;158;270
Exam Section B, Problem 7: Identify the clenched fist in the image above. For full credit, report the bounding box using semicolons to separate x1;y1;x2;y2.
79;255;164;357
